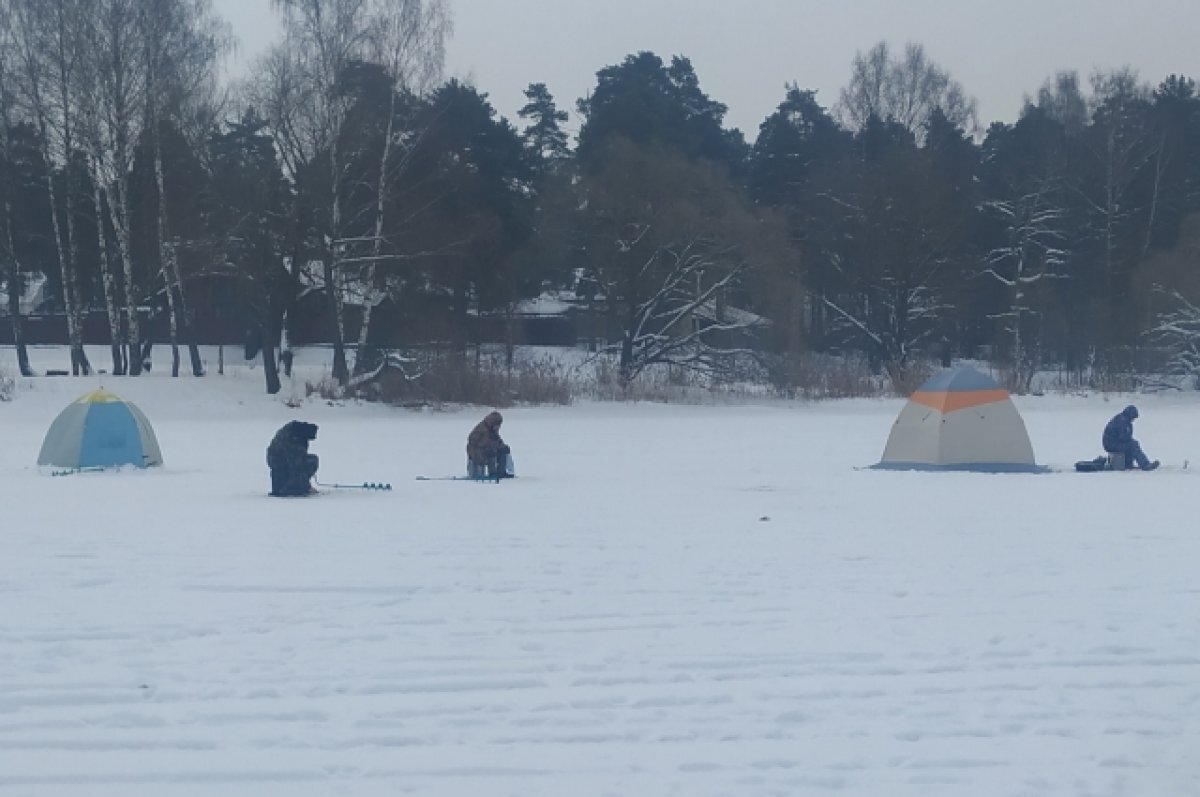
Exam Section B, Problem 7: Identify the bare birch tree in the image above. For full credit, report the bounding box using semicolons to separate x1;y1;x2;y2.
582;139;777;385
1078;69;1158;345
83;132;127;374
79;45;128;375
10;0;92;374
982;185;1068;392
0;0;34;376
247;44;322;377
1034;71;1089;134
262;0;449;386
140;0;228;377
1151;288;1200;386
83;0;148;374
352;1;449;377
819;115;978;393
264;0;374;386
838;41;978;141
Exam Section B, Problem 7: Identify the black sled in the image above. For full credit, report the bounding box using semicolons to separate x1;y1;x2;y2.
1075;453;1163;472
1074;455;1111;472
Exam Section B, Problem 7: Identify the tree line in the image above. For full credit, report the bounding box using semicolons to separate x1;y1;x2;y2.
2;2;1199;395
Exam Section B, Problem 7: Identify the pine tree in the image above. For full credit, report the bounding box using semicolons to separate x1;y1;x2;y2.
518;82;569;164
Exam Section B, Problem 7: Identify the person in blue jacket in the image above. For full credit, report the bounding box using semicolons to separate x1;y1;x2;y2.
1102;405;1159;470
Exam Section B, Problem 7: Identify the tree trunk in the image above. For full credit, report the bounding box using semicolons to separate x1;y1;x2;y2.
353;82;403;377
262;310;283;395
151;118;203;377
50;19;90;377
5;271;34;377
281;238;302;378
43;160;90;375
90;160;125;375
62;172;91;376
619;331;634;386
280;306;293;377
353;267;385;376
1137;137;1166;276
1;145;33;377
1102;127;1121;347
108;172;141;375
109;10;140;376
790;281;805;356
162;245;181;377
587;295;597;353
1010;250;1025;378
807;262;826;351
327;135;349;385
324;256;348;384
504;302;516;371
451;279;469;359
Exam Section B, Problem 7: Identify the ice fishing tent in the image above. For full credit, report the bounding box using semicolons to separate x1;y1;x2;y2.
874;366;1040;472
37;389;163;469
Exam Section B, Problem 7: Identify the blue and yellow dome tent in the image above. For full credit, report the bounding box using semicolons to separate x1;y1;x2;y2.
873;366;1042;472
37;389;163;470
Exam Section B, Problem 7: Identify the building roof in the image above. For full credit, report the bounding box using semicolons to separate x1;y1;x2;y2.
692;299;771;328
0;271;47;315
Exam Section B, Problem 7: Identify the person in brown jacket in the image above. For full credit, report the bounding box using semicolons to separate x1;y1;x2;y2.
466;410;512;479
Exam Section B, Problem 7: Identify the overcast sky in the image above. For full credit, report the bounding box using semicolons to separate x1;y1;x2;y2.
215;0;1200;137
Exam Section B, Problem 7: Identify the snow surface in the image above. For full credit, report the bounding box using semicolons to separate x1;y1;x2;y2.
2;346;1199;796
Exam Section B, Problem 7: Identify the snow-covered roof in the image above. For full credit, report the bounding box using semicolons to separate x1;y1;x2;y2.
0;272;47;315
296;260;370;307
693;299;771;327
510;292;576;317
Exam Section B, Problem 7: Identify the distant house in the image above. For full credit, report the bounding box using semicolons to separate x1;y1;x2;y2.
238;259;363;346
1;263;772;353
296;259;372;309
476;277;772;352
475;286;610;348
0;271;47;316
690;297;772;348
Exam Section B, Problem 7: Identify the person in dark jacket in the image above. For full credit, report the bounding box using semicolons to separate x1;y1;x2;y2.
466;410;512;479
267;421;320;495
1102;405;1158;470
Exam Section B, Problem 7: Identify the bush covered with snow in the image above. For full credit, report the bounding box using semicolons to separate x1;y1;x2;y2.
335;349;575;408
764;351;933;399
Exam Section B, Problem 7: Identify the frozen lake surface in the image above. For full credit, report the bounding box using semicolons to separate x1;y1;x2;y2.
2;349;1198;795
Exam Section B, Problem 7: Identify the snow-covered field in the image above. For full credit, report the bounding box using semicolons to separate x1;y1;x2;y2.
2;346;1199;796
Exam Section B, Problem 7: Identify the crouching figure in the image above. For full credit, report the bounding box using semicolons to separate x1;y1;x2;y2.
267;420;320;496
1102;405;1159;471
466;410;513;480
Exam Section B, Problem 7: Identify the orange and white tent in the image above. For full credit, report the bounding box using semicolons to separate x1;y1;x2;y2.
874;366;1041;472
